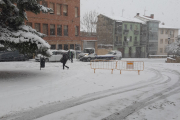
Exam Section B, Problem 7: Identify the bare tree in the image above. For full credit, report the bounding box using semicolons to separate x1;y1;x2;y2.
81;11;98;35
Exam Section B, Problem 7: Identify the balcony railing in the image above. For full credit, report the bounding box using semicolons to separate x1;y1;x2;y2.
114;41;123;46
140;41;146;45
123;29;129;35
134;41;139;46
123;41;128;46
134;30;139;35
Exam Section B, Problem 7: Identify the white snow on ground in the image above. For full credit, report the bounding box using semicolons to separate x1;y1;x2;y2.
0;58;180;120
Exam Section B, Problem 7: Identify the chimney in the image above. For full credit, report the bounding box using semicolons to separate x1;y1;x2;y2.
150;14;154;19
136;13;140;16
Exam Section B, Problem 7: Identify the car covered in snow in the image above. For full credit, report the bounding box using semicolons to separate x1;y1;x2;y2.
105;50;122;60
80;50;122;62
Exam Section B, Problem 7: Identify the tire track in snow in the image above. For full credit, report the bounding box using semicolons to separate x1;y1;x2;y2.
102;69;180;120
0;68;174;120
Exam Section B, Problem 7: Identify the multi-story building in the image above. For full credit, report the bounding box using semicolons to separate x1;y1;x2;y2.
25;0;81;50
97;14;146;58
158;23;179;55
135;13;160;56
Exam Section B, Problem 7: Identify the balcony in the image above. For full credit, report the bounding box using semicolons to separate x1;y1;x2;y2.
114;41;122;46
123;29;129;35
134;30;139;35
134;41;139;46
123;41;128;46
140;41;146;45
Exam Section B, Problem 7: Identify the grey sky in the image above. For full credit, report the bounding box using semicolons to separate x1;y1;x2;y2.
81;0;180;34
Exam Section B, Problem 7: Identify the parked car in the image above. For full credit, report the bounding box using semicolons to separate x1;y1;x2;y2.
35;50;67;62
80;50;122;62
0;50;28;61
106;50;122;60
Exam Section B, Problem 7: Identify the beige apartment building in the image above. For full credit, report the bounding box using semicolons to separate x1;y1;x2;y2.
158;24;179;55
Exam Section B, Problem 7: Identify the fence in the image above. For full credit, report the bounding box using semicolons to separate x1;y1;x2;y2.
90;60;144;75
90;60;117;74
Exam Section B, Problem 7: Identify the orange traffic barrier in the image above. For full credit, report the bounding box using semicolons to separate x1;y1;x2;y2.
90;60;144;75
90;59;117;74
116;60;144;75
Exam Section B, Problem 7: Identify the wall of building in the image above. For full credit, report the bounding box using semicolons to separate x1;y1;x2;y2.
147;21;159;55
97;15;114;45
25;0;81;50
158;28;179;55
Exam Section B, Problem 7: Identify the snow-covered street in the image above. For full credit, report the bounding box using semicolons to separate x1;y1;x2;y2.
0;58;180;120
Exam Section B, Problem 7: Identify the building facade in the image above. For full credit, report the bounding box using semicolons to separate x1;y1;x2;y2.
158;24;179;55
25;0;81;50
97;14;146;58
135;14;160;56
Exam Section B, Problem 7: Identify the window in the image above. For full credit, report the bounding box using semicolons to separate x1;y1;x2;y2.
57;25;62;36
75;7;78;17
26;22;32;27
63;5;68;16
75;26;79;36
124;24;127;29
124;36;127;41
75;44;80;50
50;24;55;35
70;44;74;49
135;25;138;30
49;3;54;14
116;36;118;42
35;23;40;32
64;44;68;50
42;1;48;13
43;24;48;35
64;25;68;36
58;44;62;49
164;48;167;53
160;39;163;44
161;29;164;34
57;4;61;15
130;25;132;30
130;36;132;42
160;48;163;53
165;39;168;44
166;30;169;34
134;36;137;42
51;44;56;49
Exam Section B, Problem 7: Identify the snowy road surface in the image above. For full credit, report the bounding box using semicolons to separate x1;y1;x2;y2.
0;58;180;120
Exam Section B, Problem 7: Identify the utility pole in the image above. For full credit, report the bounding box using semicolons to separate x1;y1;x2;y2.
144;8;147;16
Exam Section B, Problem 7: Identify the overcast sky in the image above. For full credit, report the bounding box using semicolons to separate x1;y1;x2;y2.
81;0;180;34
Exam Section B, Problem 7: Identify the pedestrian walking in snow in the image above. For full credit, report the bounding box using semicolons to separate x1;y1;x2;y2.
60;53;69;70
68;50;71;60
70;51;74;63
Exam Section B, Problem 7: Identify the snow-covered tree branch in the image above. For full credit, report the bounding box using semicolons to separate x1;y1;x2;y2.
166;39;180;57
0;0;53;56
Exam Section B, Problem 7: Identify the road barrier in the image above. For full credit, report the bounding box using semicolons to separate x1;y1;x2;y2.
90;60;144;75
116;60;144;75
90;59;117;74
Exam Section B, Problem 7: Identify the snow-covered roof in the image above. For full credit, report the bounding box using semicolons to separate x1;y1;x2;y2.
99;14;143;24
159;24;179;29
134;15;160;23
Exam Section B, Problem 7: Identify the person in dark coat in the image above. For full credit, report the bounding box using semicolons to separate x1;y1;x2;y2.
60;53;69;70
70;51;74;63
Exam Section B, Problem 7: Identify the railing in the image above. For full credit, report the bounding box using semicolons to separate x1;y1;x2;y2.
90;60;144;75
123;42;128;46
134;30;139;35
114;41;122;46
90;60;117;74
140;41;146;45
134;41;139;46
